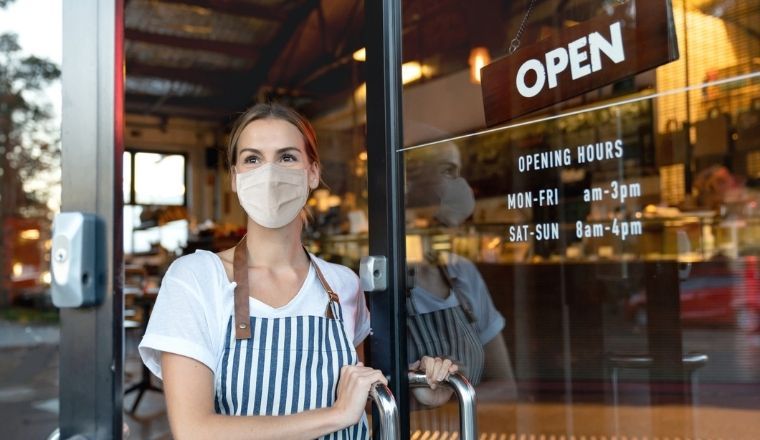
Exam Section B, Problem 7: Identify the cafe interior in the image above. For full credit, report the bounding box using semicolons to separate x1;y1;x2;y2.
96;0;760;438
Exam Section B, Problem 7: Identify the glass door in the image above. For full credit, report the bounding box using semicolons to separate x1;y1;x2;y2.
367;0;760;438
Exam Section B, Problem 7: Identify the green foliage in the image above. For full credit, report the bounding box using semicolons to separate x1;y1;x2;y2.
0;32;61;219
0;306;59;324
0;2;59;308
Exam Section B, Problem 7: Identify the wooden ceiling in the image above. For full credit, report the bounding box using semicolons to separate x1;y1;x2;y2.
124;0;636;123
124;0;364;121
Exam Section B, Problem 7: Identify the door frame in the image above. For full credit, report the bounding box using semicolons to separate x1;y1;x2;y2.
61;0;403;437
364;0;410;437
59;0;124;437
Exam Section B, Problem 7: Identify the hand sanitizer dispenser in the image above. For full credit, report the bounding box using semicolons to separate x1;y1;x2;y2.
51;212;106;308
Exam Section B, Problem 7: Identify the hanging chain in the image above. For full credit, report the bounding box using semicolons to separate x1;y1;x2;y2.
506;0;537;55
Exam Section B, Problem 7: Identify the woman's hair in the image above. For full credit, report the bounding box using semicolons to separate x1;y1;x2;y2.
226;102;320;169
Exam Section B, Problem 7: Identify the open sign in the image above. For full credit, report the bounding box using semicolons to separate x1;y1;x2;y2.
481;0;679;126
516;21;625;98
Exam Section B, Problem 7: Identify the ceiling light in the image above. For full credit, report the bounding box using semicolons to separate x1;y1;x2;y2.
469;47;491;84
402;61;426;85
353;47;366;62
20;229;40;240
353;61;429;104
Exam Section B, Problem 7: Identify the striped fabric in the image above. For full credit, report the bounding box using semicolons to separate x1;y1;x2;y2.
407;304;485;386
215;300;369;439
407;304;484;437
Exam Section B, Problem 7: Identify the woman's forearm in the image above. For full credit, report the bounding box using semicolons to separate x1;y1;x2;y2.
172;406;351;440
161;352;385;440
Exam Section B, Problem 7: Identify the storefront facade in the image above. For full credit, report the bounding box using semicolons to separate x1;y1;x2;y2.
359;0;760;437
54;0;759;438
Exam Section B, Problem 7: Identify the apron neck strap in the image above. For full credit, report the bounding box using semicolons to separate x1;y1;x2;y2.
233;237;252;339
233;238;342;339
429;252;477;323
435;264;475;321
304;250;341;320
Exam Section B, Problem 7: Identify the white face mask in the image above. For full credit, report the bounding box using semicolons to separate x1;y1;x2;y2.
435;177;475;227
235;163;310;229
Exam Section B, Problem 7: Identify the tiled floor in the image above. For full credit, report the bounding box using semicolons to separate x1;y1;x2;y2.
123;345;171;440
0;322;60;440
0;321;172;440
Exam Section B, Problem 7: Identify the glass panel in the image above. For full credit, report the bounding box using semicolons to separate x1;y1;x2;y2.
123;151;131;204
304;129;370;270
123;204;137;255
401;0;760;438
133;152;186;205
0;1;62;436
124;205;188;254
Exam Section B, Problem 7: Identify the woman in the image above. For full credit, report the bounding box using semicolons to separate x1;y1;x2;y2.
405;139;517;397
139;102;455;439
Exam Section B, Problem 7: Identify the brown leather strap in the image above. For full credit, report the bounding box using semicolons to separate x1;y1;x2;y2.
233;238;251;339
234;241;341;339
306;250;340;319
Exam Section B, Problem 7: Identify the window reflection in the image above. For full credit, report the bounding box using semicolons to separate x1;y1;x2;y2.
395;0;760;438
133;152;186;206
404;138;518;433
402;92;760;435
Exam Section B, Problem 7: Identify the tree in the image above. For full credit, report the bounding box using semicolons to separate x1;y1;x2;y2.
0;30;60;305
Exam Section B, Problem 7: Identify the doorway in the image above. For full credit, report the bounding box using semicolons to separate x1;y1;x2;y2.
55;0;760;439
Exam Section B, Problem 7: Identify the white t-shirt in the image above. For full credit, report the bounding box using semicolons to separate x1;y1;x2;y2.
138;250;371;380
408;253;505;345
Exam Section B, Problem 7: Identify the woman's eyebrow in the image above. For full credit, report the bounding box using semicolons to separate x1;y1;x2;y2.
276;147;301;154
238;147;301;155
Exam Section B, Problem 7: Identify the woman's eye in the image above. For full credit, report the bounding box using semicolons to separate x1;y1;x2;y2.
243;155;260;164
281;153;298;162
440;164;458;178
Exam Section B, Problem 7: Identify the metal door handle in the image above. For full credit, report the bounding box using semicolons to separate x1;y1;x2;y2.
408;371;477;440
368;381;400;440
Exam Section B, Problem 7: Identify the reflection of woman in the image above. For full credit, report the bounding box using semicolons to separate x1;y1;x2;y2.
407;252;516;392
139;103;453;439
406;141;517;400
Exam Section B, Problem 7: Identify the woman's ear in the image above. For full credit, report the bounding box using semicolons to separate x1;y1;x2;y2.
309;162;320;190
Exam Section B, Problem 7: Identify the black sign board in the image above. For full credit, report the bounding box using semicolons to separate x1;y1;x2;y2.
481;0;679;126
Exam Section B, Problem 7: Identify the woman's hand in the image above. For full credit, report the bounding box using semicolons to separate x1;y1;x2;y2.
409;356;459;407
332;362;387;429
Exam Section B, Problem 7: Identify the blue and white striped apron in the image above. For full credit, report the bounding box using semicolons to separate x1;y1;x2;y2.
406;258;484;386
407;257;485;436
214;239;369;439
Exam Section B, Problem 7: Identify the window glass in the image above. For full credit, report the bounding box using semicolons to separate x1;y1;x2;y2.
0;3;62;436
133;152;186;205
398;0;760;438
123;196;188;255
123;151;131;203
123;152;188;254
